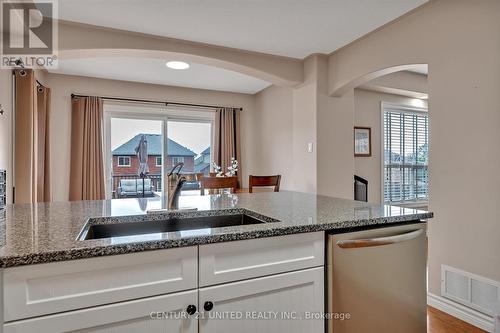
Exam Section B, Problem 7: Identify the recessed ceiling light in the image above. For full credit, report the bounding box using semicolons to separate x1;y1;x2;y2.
166;61;190;70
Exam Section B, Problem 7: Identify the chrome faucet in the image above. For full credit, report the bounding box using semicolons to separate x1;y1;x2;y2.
168;176;187;210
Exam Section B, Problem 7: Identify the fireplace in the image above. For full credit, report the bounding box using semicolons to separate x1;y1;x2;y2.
354;175;368;202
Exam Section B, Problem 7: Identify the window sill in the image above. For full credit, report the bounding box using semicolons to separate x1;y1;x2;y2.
385;201;429;209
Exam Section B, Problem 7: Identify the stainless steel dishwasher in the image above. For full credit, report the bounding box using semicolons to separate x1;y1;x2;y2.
327;223;427;333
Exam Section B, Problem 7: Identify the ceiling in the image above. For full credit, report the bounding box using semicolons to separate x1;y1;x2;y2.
51;1;428;94
48;57;271;94
57;0;428;59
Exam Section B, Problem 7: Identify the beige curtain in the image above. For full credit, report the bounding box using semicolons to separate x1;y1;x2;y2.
69;96;105;201
14;69;51;203
213;107;242;186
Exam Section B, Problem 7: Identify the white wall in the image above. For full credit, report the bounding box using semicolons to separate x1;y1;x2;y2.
254;85;294;189
292;77;317;193
353;89;428;203
426;1;500;295
252;56;322;195
46;73;257;202
252;55;355;198
317;53;354;199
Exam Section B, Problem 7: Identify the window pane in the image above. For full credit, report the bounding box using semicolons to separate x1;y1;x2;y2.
167;121;211;176
110;118;163;199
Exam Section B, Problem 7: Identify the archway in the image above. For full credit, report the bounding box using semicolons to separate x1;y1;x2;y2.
330;63;428;97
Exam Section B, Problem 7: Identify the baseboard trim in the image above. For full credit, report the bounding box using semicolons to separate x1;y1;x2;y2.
428;293;495;332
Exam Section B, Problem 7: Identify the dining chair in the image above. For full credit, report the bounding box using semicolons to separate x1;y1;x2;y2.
200;176;238;195
248;175;281;193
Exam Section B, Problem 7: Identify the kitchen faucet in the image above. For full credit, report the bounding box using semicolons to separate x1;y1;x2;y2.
167;176;187;210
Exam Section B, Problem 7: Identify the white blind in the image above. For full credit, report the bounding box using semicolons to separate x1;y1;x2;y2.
383;105;428;203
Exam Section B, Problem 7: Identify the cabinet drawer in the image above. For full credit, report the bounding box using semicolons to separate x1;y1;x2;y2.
4;246;197;321
4;290;198;333
199;232;324;286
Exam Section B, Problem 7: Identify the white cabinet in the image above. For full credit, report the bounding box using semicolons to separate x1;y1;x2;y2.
199;267;324;333
4;290;198;333
4;246;197;321
199;232;324;286
2;233;326;333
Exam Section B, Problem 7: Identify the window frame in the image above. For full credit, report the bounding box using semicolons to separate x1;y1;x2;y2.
155;156;162;167
117;156;131;167
380;101;429;205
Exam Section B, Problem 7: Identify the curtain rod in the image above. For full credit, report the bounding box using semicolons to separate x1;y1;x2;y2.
70;94;243;111
12;70;46;88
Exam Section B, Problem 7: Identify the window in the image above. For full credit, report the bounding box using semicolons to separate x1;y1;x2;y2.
383;104;428;203
171;156;184;166
104;103;214;199
117;156;131;167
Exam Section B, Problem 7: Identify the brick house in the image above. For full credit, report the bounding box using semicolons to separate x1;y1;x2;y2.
112;134;196;176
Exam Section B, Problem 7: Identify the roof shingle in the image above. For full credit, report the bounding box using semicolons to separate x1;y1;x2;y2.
112;134;196;156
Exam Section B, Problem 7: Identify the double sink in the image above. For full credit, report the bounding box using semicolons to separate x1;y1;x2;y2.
78;209;279;241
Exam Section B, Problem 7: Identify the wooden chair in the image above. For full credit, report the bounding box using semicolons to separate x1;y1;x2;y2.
200;176;238;195
248;175;281;193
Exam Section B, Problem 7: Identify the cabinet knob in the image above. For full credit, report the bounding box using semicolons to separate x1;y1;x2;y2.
186;304;197;315
204;301;214;311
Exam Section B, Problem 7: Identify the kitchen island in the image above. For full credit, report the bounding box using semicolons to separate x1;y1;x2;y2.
0;191;432;332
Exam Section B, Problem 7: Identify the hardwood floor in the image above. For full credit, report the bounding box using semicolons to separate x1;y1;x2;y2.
428;306;487;333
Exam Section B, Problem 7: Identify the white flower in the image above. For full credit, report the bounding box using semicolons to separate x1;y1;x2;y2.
212;159;239;177
211;161;224;177
224;158;239;176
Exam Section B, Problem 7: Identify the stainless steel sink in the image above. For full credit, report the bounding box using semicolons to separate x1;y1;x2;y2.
78;211;276;241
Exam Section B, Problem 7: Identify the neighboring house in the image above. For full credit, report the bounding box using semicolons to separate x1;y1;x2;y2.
194;147;211;175
112;134;196;175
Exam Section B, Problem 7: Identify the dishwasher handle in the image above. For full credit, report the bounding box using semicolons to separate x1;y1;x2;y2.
336;229;424;249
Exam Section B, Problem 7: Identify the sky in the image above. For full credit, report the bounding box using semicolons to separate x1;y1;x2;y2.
111;118;211;155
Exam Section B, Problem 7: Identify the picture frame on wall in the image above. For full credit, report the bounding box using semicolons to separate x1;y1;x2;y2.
354;127;371;157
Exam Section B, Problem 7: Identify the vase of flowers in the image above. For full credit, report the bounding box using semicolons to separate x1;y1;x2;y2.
211;158;238;177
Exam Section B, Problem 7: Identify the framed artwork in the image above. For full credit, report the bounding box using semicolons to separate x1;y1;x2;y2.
354;127;371;157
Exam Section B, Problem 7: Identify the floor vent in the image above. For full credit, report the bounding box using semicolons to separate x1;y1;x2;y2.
442;265;500;316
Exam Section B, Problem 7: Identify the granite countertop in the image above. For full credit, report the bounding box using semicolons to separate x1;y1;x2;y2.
0;191;433;268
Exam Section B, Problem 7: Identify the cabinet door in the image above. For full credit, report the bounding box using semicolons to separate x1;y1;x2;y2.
4;290;198;333
199;267;324;333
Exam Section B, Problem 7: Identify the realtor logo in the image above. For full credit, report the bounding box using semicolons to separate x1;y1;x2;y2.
1;0;58;68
